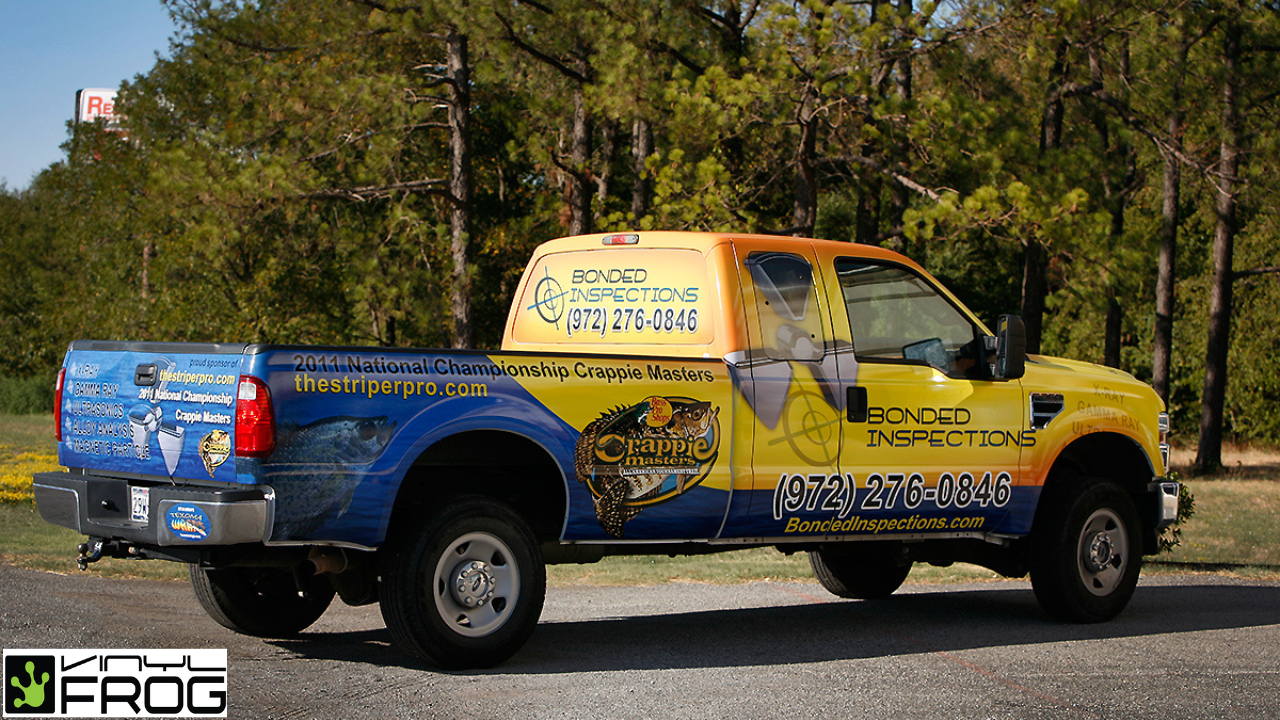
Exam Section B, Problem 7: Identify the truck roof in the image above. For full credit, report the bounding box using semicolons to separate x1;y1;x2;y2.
531;231;925;271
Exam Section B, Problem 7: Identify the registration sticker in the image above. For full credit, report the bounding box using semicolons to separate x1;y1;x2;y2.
130;486;150;523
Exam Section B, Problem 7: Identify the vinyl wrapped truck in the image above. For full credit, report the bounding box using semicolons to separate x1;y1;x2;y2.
34;231;1179;668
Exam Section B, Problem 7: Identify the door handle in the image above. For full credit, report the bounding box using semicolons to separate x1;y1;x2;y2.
847;386;868;422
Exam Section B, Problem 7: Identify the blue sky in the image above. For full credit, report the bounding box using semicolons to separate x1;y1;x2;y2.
0;2;178;190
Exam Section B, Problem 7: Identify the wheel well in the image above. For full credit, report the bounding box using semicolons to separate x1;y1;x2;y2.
1047;433;1153;495
1043;432;1160;553
387;430;567;544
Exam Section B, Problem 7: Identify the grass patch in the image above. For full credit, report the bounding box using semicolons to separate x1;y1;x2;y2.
0;414;188;581
3;414;1278;585
0;413;56;455
0;502;188;580
546;548;1003;587
1155;479;1280;569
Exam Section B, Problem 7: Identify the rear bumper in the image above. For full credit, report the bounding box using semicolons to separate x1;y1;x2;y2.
33;471;273;547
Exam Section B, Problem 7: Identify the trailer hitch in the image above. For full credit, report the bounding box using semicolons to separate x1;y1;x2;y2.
77;539;105;570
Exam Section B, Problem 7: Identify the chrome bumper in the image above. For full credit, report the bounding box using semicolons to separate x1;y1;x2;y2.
33;471;273;547
1150;480;1181;529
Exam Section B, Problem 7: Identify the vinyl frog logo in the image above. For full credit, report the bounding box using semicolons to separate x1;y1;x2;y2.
4;654;54;714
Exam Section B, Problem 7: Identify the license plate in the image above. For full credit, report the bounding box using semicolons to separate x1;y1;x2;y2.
130;486;150;523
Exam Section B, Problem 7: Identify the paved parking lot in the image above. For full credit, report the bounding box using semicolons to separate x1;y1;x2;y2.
3;565;1278;719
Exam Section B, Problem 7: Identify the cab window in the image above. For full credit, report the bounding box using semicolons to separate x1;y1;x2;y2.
745;252;826;362
835;259;982;377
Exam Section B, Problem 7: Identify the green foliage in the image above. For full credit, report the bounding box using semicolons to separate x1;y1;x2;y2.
0;377;54;416
2;0;1280;448
1156;472;1197;554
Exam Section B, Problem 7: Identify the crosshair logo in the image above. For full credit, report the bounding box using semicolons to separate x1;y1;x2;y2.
768;390;840;466
527;268;567;327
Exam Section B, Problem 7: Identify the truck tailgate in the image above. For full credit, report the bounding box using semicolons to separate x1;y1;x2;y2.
59;341;249;484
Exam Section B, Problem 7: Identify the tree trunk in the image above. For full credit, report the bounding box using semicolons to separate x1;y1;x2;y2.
568;81;593;236
1023;37;1070;355
1152;127;1181;402
885;0;913;253
594;119;616;229
141;239;153;301
631;117;651;221
792;80;819;237
1153;26;1189;405
1096;40;1133;370
446;26;473;349
1021;241;1047;355
1104;297;1122;368
709;2;746;177
855;172;880;244
1196;21;1242;474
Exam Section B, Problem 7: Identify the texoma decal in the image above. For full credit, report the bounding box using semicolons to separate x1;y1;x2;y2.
575;396;720;537
167;503;211;541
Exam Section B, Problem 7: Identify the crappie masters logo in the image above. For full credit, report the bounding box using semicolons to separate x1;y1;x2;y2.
197;431;230;478
3;650;226;717
574;396;720;537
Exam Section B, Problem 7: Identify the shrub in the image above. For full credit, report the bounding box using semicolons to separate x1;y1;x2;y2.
0;375;55;415
1156;472;1197;554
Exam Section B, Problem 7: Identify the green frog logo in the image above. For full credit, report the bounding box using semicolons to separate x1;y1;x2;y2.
6;656;53;712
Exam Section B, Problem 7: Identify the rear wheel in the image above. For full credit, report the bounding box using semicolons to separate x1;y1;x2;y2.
1030;478;1141;622
809;545;911;599
380;496;545;669
190;565;334;637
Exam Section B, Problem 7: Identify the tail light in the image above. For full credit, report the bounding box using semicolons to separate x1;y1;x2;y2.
601;233;640;245
53;368;66;441
235;375;275;457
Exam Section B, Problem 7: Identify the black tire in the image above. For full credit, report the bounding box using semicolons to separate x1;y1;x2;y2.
1030;478;1142;622
379;496;546;669
189;565;335;637
808;545;911;599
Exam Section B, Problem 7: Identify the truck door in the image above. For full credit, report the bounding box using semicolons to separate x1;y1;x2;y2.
720;239;857;538
827;258;1028;538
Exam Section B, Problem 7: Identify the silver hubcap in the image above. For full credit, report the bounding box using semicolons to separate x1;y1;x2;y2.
433;532;519;637
451;560;495;608
1077;508;1128;596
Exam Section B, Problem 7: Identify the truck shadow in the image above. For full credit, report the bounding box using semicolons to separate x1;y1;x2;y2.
268;582;1280;674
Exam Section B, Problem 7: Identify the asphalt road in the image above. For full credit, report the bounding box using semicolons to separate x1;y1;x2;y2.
2;564;1278;719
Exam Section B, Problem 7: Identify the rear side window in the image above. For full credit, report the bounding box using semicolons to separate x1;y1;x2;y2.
510;249;714;346
745;252;827;363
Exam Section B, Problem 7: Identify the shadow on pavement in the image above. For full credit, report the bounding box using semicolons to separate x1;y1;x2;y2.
267;581;1280;674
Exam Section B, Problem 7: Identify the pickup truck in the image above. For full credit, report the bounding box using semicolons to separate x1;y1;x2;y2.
34;231;1179;669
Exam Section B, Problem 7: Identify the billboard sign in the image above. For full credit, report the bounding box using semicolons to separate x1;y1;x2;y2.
75;88;118;125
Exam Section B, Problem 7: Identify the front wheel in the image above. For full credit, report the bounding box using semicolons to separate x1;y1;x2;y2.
809;545;911;599
1030;479;1141;622
379;496;546;669
189;566;335;637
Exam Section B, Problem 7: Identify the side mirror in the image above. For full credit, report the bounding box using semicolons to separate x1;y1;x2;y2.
995;314;1026;380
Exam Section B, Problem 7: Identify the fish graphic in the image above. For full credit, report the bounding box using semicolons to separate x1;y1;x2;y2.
264;415;396;538
575;397;719;538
